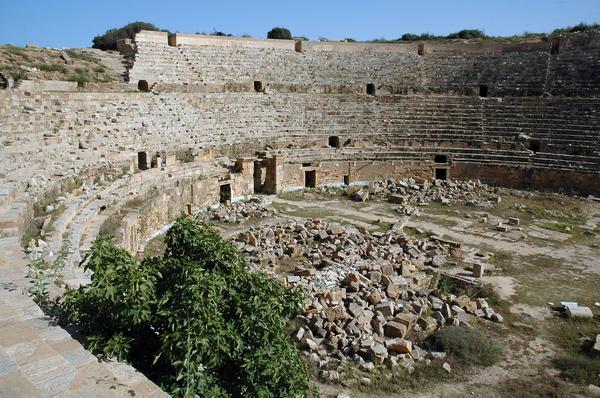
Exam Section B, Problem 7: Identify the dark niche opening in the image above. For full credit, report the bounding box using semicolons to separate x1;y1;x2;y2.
138;80;149;92
434;154;448;164
305;170;316;188
137;151;148;170
328;136;340;148
435;168;448;180
367;83;376;95
479;85;488;97
219;183;232;204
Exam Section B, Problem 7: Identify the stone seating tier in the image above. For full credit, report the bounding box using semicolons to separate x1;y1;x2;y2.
128;41;600;97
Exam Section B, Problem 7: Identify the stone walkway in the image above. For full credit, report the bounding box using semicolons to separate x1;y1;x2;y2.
0;236;168;397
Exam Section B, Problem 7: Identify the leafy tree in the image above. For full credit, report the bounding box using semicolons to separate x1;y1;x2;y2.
63;218;310;397
399;30;486;41
267;27;292;40
92;21;161;51
446;29;487;40
211;30;233;37
400;33;439;41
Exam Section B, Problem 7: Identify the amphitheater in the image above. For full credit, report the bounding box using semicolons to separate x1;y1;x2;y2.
0;29;600;397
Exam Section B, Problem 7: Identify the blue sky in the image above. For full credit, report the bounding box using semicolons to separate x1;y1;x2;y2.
1;0;599;48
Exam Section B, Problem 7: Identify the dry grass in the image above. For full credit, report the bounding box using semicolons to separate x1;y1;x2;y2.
0;45;120;83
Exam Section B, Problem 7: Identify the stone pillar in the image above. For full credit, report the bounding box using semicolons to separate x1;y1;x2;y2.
263;155;283;194
472;263;485;278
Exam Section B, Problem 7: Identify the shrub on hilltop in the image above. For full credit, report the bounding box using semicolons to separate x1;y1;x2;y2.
552;22;600;35
446;29;487;39
92;21;162;51
62;217;311;397
267;27;293;40
399;29;487;41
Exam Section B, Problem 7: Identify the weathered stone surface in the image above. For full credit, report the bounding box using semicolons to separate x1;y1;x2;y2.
442;362;452;373
383;321;407;338
369;344;388;364
566;306;593;318
367;290;383;305
472;263;485;278
394;313;417;329
375;302;394;317
324;305;348;322
385;338;412;354
351;189;369;202
587;384;600;397
431;255;446;268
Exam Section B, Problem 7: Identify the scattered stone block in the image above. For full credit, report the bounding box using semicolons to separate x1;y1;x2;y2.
351;189;369;202
367;291;383;305
561;302;578;309
491;313;504;322
375;302;394;317
329;225;345;235
472;263;485;278
452;295;471;308
383;321;408;338
295;267;315;277
431;255;446;268
393;313;417;329
386;338;413;354
442;362;452;373
369;343;388;364
592;335;600;355
587;384;600;398
496;223;509;232
566;306;593;318
324;305;348;322
388;194;406;204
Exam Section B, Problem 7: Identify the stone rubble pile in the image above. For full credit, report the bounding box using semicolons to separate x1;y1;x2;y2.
366;178;499;210
233;219;502;379
235;219;455;280
198;197;275;223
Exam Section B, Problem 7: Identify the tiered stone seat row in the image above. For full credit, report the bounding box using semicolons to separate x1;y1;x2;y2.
128;42;600;96
1;93;599;190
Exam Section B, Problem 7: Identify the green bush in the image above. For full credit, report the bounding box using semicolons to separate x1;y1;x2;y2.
552;23;600;35
68;70;90;87
210;30;232;37
400;33;439;41
64;49;99;63
446;29;487;39
430;326;503;366
267;27;292;40
92;21;161;51
399;29;486;41
434;276;501;307
554;352;600;385
35;63;67;73
63;218;310;397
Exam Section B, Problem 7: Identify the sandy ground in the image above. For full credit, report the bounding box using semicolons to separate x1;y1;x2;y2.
267;192;600;397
